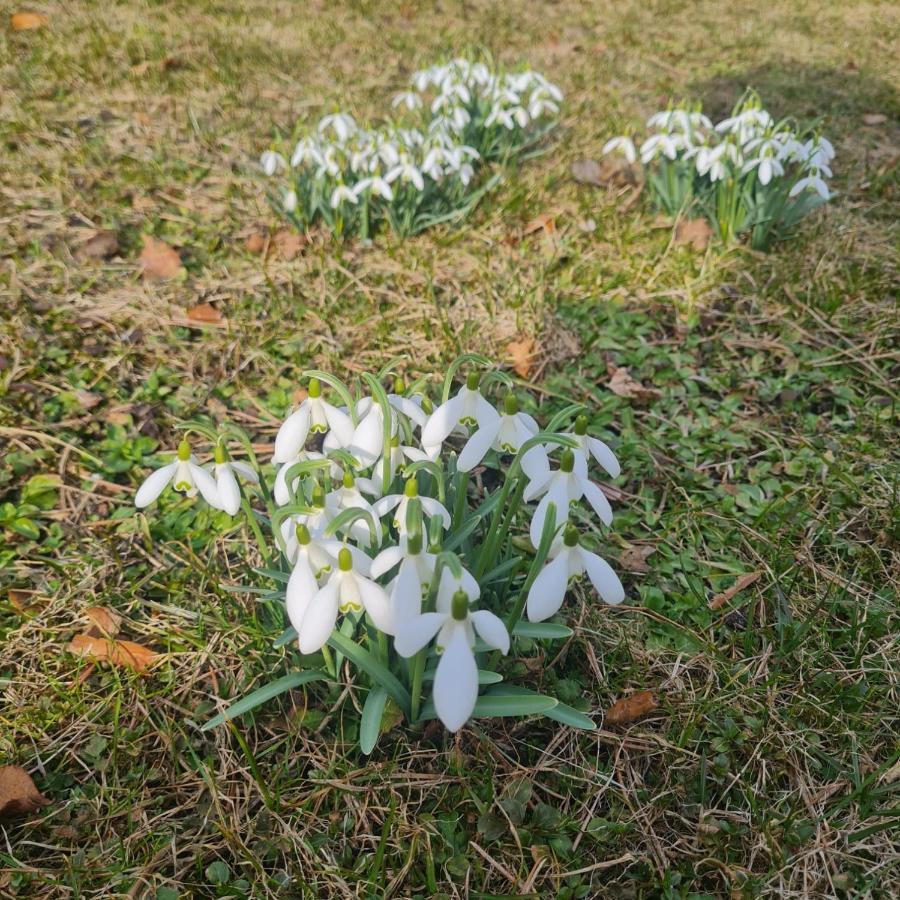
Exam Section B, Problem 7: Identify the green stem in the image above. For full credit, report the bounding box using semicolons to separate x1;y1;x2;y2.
321;643;337;679
242;496;271;565
451;468;469;530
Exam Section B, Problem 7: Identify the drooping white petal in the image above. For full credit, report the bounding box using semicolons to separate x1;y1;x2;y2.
529;477;570;548
588;438;620;478
370;544;404;579
471;610;510;654
421;394;464;447
579;476;614;526
579;548;625;605
274;406;311;463
135;462;177;508
189;463;222;508
526;552;570;621
521;444;550;484
298;577;340;654
474;394;501;430
394;611;446;657
523;467;552;503
389;394;428;429
457;421;500;472
391;559;423;623
229;461;260;483
321;401;355;446
357;576;394;634
434;625;478;732
372;494;402;519
419;496;451;529
349;409;384;466
285;557;317;632
215;464;241;515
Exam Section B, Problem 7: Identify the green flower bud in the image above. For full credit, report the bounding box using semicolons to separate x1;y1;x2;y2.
574;414;589;436
393;375;406;394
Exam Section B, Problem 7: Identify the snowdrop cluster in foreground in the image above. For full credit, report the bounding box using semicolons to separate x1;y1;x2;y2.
602;92;834;249
259;58;561;239
134;360;624;738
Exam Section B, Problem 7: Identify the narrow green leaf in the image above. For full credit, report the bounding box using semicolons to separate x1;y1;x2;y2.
422;669;503;685
512;621;574;640
327;631;411;713
202;671;328;731
543;702;596;730
360;687;389;755
273;626;297;648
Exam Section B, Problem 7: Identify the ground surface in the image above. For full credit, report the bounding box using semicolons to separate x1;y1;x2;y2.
1;1;899;897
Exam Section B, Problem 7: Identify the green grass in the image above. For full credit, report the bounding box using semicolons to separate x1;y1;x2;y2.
1;1;898;897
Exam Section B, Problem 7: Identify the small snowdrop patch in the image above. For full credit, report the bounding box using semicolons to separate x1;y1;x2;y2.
602;92;835;249
133;358;625;741
258;58;562;240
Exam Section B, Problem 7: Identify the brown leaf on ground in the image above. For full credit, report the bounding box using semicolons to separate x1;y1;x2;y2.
607;366;661;404
9;589;44;616
273;229;307;261
74;230;119;261
10;12;48;31
619;544;656;573
709;571;762;611
571;157;640;188
139;235;182;280
674;218;713;251
522;213;556;237
186;302;223;324
0;767;50;819
245;232;267;255
507;337;537;379
68;634;159;673
862;113;887;125
604;690;659;725
83;606;122;637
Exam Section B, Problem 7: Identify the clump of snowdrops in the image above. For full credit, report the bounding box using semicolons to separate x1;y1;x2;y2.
134;357;625;746
259;58;562;239
603;92;834;249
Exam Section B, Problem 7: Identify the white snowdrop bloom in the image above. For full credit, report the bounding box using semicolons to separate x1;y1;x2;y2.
640;133;685;164
273;450;339;506
392;91;423;111
292;547;392;653
135;440;221;509
602;136;637;164
260;150;286;176
208;447;259;516
327;472;383;548
742;153;784;185
330;183;359;208
789;174;831;200
347;397;398;468
283;189;298;213
273;378;355;464
354;175;394;201
316;147;341;178
394;586;509;732
318;113;357;143
528;91;559;119
525;448;614;548
526;525;624;621
421;372;501;452
716;108;772;134
371;530;437;624
385;159;425;192
696;142;741;181
561;415;621;478
284;525;347;637
453;392;540;473
457;162;475;186
290;137;321;168
279;487;342;558
373;478;451;535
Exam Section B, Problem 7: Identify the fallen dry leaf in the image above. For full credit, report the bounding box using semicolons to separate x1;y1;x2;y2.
604;690;659;725
83;606;122;637
619;544;656;573
9;589;44;616
709;571;762;611
522;213;556;236
138;235;182;280
608;366;661;404
273;229;306;261
0;766;50;819
507;337;537;379
571;157;640;188
68;634;159;673
73;389;101;409
10;12;48;31
186;302;223;324
74;229;119;261
674;218;713;251
245;231;267;255
862;113;887;125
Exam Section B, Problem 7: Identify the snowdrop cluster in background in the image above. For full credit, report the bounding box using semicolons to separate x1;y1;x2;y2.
133;357;624;744
259;58;562;240
602;91;834;249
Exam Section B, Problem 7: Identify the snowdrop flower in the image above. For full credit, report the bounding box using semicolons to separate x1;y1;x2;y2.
318;113;357;143
273;450;338;506
743;153;784;185
455;392;544;474
279;484;340;554
354;175;394;202
283;189;298;213
602;136;637;164
292;547;392;653
374;478;450;535
394;587;509;732
385;159;425;192
291;137;320;168
716;108;772;135
209;445;259;516
528;91;559;119
273;378;355;464
392;91;423;111
260;150;286;176
371;528;436;623
327;472;382;547
330;183;359;208
421;372;501;452
135;440;220;509
525;448;614;548
640;133;685;164
285;524;344;632
526;525;624;621
562;415;621;478
789;174;831;200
